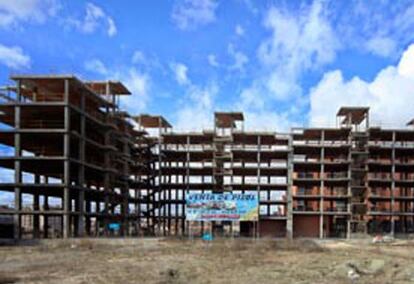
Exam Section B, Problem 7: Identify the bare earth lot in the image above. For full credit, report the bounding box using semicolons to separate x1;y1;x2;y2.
1;238;414;284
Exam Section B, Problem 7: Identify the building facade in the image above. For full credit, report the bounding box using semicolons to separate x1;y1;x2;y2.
1;75;413;239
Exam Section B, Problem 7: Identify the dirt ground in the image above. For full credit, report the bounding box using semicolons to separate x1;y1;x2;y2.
1;237;414;284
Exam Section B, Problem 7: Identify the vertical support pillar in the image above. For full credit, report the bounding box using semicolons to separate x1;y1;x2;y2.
200;156;205;236
76;184;85;237
77;91;86;237
174;157;179;235
135;180;139;236
104;84;112;237
229;131;234;235
121;140;129;237
168;161;172;236
257;135;261;238
159;135;164;236
346;129;352;239
33;174;40;238
184;135;190;236
85;200;91;236
286;135;293;239
14;163;21;239
13;81;22;240
103;101;110;236
43;195;49;238
391;131;396;237
96;201;101;236
63;79;71;238
103;131;110;236
319;130;325;239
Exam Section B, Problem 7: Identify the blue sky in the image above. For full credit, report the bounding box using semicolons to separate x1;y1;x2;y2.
0;0;414;131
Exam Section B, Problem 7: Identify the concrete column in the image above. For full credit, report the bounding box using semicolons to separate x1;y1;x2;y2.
257;135;261;238
14;86;21;239
96;201;101;236
33;175;40;238
63;79;71;238
103;101;111;236
182;136;190;236
85;200;91;236
391;131;396;237
346;130;352;239
77;92;85;237
76;192;85;237
43;195;49;238
286;136;293;239
13;175;21;239
103;130;110;236
319;130;325;239
200;158;204;237
122;140;129;236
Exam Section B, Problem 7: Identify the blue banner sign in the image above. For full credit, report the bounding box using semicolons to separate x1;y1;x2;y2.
186;193;259;221
108;223;120;231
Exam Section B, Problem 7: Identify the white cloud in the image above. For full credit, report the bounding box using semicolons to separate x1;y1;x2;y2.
107;17;117;37
309;43;414;128
235;24;244;36
398;44;414;79
258;1;338;76
239;85;265;110
236;83;300;131
172;0;218;30
207;54;219;67
236;1;338;106
175;82;218;130
0;0;60;28
83;59;150;112
366;36;396;58
233;0;337;130
228;44;248;71
168;61;218;130
131;50;163;72
240;0;258;15
334;1;414;58
84;58;108;75
132;50;145;65
170;62;190;85
120;68;150;112
0;43;31;69
243;111;294;132
67;2;117;37
394;4;414;33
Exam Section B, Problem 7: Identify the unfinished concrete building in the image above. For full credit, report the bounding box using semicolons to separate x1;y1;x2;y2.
367;123;414;235
140;113;293;238
131;114;172;235
292;126;351;238
291;107;414;238
0;75;141;239
1;74;413;239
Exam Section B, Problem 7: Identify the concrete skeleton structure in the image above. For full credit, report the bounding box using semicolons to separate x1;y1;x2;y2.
0;75;142;239
0;75;413;239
